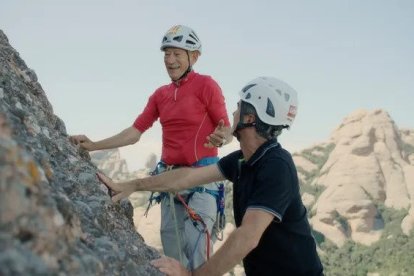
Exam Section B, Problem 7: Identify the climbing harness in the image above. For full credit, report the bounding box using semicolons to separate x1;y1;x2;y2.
144;184;226;242
144;158;226;263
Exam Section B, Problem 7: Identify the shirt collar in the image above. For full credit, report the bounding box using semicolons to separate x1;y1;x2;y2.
245;138;280;166
172;70;196;87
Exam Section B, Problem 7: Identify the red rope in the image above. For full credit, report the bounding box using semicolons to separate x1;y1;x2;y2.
206;227;210;260
176;194;211;259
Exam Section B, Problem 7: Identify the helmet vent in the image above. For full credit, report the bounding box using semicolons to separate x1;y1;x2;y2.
245;93;252;99
189;33;200;42
186;40;196;45
275;89;282;96
284;93;290;101
266;98;275;117
162;36;168;42
173;35;183;42
242;84;257;93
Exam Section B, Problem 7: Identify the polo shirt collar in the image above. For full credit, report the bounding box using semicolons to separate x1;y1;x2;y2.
246;138;280;166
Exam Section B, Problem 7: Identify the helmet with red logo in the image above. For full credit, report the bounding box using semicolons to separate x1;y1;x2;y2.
239;77;298;127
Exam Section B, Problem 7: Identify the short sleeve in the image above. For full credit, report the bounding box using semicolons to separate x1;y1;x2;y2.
133;91;159;133
247;158;293;222
217;151;241;183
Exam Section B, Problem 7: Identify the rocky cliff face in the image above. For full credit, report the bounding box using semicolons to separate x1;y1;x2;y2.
294;109;414;246
0;30;162;275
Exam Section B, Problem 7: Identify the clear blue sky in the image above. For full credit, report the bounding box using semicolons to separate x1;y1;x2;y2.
2;0;413;170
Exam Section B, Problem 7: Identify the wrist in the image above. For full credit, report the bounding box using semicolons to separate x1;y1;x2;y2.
88;142;99;151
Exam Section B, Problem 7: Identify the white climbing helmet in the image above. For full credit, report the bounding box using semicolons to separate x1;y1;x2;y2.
239;77;298;127
160;25;202;54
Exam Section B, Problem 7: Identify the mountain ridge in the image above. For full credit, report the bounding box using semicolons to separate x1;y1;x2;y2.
293;109;414;247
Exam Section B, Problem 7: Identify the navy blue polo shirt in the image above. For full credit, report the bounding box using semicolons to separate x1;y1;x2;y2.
218;139;323;276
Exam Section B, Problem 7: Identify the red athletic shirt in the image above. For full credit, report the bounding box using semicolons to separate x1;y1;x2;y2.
133;71;230;166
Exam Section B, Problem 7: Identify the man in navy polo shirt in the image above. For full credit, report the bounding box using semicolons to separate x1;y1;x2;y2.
98;77;323;275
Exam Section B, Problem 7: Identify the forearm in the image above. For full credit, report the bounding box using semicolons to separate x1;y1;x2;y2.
124;167;194;192
92;127;141;150
121;165;224;194
193;227;255;276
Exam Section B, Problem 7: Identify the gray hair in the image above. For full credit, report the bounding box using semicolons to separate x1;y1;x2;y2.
241;101;286;140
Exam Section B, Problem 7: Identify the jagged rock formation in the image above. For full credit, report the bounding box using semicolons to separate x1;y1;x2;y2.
90;149;152;208
0;30;162;275
294;109;414;246
90;149;150;181
91;149;130;180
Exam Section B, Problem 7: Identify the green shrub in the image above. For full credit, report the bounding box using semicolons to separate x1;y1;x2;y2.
401;142;414;156
318;206;414;275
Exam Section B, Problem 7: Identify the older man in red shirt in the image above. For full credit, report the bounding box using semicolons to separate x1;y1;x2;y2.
70;25;232;270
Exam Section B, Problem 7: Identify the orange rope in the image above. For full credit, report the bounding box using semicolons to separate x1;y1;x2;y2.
176;194;211;259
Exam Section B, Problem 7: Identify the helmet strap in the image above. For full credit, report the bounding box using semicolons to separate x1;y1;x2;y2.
233;121;256;141
233;102;257;138
174;51;192;82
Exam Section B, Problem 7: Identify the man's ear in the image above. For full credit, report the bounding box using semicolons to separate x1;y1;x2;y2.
244;114;256;124
190;51;199;65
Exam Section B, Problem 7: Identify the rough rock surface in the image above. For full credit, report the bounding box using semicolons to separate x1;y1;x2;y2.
0;30;162;275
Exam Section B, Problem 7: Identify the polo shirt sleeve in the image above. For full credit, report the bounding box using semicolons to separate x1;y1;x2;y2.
247;158;293;222
133;91;159;133
199;77;231;127
217;151;240;183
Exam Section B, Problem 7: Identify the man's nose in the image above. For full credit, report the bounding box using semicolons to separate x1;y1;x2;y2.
165;55;176;64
